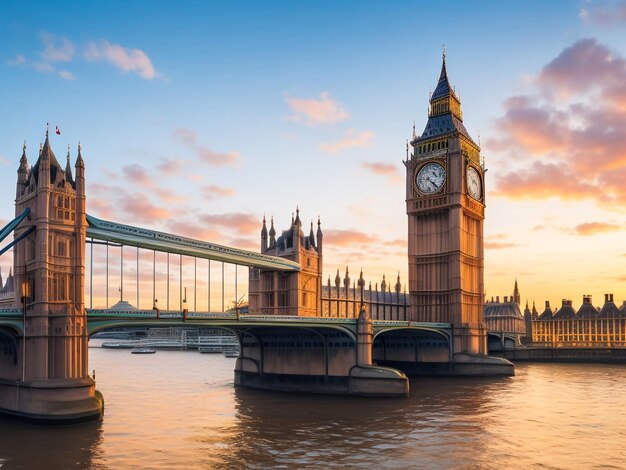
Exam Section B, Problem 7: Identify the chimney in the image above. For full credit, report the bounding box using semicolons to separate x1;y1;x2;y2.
545;300;550;309
605;294;610;303
504;296;508;303
496;296;500;303
583;295;591;304
610;293;614;303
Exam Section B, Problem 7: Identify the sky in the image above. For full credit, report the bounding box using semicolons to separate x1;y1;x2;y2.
0;0;625;311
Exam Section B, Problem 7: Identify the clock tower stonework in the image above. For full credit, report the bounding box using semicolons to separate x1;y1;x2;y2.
405;53;487;355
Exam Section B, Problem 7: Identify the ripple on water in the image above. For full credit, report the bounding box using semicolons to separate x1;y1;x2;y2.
2;347;626;468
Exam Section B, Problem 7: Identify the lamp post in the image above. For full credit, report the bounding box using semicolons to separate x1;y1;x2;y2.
20;280;30;382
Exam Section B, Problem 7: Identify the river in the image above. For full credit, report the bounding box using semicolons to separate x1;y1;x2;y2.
1;341;625;469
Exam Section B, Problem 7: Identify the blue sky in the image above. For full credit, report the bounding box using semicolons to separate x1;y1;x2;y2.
1;0;625;308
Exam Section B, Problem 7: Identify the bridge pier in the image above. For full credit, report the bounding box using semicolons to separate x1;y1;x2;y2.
234;311;409;397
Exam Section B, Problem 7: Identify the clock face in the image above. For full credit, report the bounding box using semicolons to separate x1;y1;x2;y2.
416;162;446;194
466;166;482;200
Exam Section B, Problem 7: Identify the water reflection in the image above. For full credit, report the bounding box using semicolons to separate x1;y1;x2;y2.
2;348;626;469
0;418;103;469
216;376;510;469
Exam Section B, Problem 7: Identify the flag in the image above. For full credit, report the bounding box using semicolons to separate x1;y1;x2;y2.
55;126;61;135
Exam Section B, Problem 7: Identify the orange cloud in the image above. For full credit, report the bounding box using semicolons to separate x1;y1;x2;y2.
122;164;153;188
489;39;626;209
485;242;520;250
84;39;157;79
199;213;259;236
284;92;350;125
320;129;374;154
173;127;239;166
324;229;378;246
120;193;171;222
361;162;402;183
202;185;236;199
573;222;622;236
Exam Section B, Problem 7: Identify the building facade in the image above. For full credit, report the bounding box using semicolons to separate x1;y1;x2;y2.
531;294;626;347
405;52;487;354
247;210;322;316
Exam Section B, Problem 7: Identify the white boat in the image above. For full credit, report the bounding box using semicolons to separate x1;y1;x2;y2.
131;347;156;354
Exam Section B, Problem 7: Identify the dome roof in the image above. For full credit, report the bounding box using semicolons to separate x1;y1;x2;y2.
484;301;523;319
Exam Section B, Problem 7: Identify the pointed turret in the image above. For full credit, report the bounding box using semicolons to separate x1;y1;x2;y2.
513;278;520;305
309;221;316;250
316;217;323;255
65;144;75;186
269;216;276;248
395;272;401;293
531;301;538;320
380;274;387;292
261;215;268;252
343;266;350;290
17;141;29;198
411;49;476;146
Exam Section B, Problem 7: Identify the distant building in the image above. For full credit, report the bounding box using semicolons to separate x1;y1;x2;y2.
248;209;323;316
532;294;626;347
0;266;15;301
484;279;526;349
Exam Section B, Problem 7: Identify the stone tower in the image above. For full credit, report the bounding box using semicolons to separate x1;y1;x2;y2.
248;209;322;316
404;52;487;354
8;132;102;420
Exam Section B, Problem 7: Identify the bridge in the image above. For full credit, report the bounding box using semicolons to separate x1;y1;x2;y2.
0;135;512;423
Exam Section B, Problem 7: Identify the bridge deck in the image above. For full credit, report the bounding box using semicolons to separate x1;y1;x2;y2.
86;214;300;271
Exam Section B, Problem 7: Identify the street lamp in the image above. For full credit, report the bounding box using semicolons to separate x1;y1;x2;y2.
20;280;30;382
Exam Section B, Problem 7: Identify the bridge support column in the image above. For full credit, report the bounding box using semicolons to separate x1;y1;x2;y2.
234;321;408;397
349;309;409;396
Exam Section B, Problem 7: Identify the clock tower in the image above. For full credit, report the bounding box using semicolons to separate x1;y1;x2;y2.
404;52;487;355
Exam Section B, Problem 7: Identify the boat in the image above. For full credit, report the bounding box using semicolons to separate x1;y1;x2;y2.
102;342;135;349
198;346;222;353
224;351;239;358
131;347;156;354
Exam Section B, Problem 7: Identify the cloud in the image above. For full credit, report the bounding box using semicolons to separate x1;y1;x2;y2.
122;164;154;188
85;39;156;79
284;92;350;125
323;229;378;246
40;31;74;62
489;39;626;210
198;213;259;236
202;185;236;199
119;193;171;222
58;70;75;80
579;1;626;25
6;54;26;66
573;222;622;236
157;159;181;174
361;162;402;183
173;128;239;166
485;241;520;250
319;129;375;154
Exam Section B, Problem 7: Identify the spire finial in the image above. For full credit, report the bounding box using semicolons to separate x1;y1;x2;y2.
442;44;446;61
46;122;49;138
412;120;416;139
67;144;71;162
23;140;26;151
78;141;82;152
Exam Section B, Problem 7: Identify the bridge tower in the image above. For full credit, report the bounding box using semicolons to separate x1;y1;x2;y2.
405;52;487;355
248;209;322;316
1;132;102;421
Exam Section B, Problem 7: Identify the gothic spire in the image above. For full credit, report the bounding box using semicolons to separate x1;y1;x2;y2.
65;144;74;183
76;142;84;167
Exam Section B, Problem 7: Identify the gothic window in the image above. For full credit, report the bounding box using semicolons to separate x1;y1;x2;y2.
58;240;66;257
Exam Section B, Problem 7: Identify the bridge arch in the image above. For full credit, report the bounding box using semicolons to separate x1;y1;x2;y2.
372;327;452;375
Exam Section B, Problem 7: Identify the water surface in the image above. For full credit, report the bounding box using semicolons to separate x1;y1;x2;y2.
1;341;625;469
